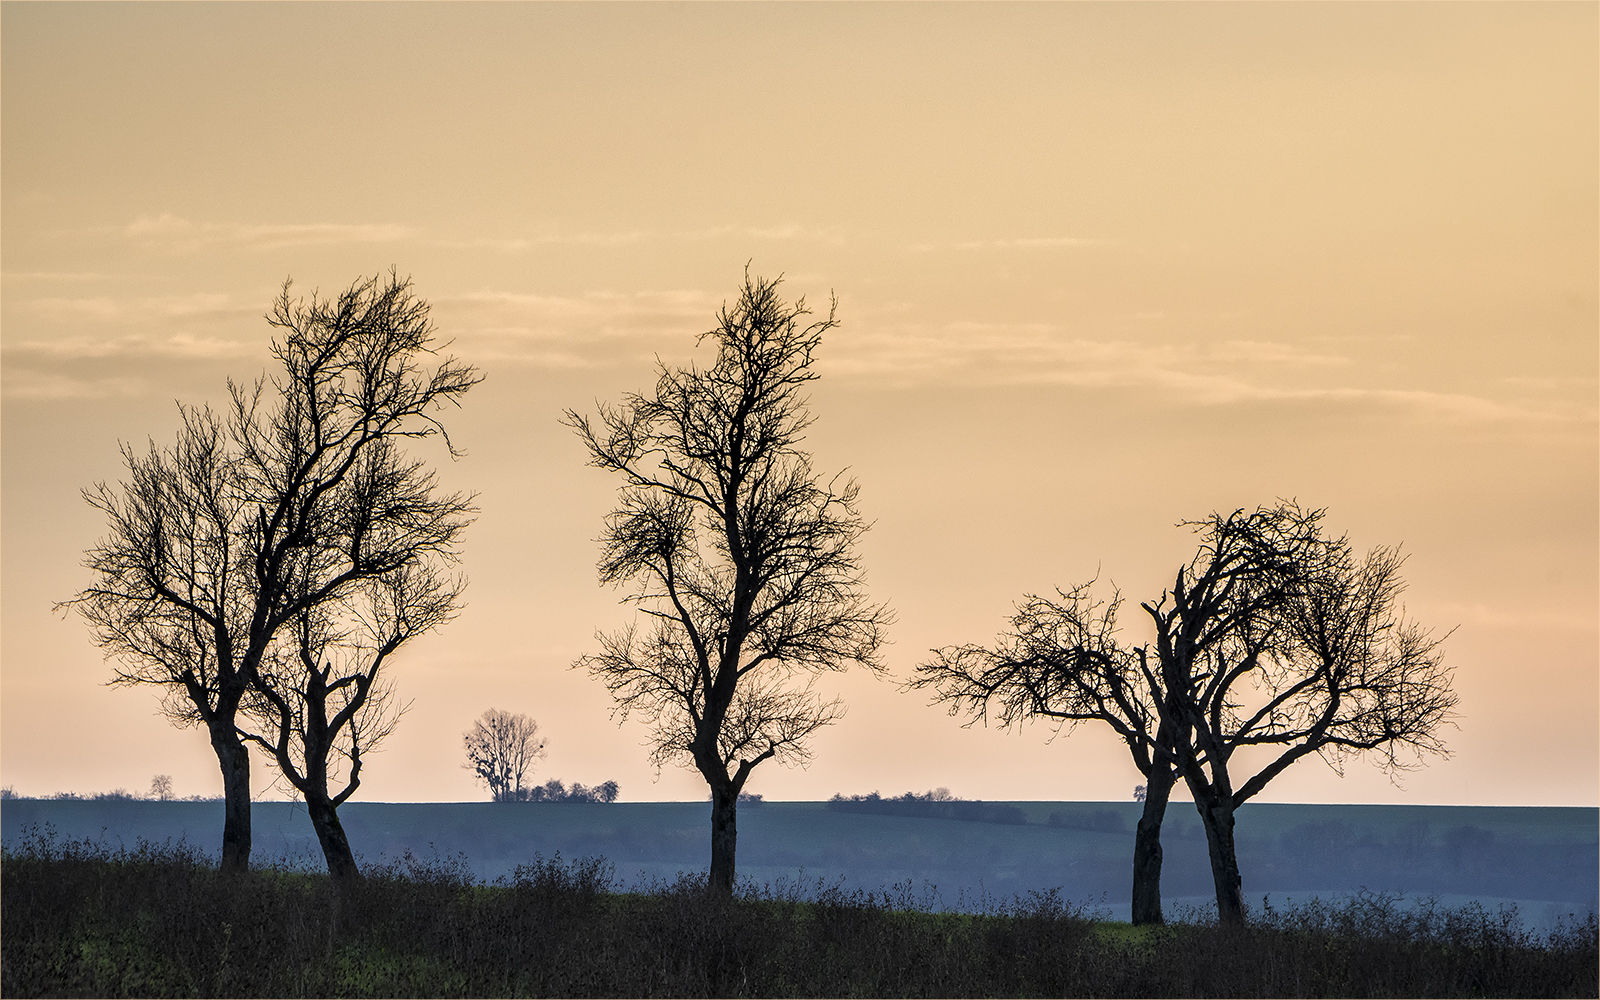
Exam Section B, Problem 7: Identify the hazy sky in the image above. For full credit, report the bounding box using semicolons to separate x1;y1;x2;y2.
4;3;1595;807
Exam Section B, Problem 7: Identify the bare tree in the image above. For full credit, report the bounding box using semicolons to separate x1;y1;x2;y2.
464;709;548;803
66;272;478;872
149;774;175;801
917;502;1456;927
244;562;463;880
1159;507;1457;925
915;583;1186;925
566;271;890;895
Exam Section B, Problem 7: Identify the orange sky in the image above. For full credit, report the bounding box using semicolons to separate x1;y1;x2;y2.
3;3;1595;806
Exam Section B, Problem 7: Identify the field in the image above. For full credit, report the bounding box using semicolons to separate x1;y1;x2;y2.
4;798;1594;926
3;833;1596;998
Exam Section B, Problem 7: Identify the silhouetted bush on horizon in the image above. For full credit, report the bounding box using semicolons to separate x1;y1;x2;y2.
2;826;1594;998
502;778;619;804
827;789;1028;825
2;788;224;803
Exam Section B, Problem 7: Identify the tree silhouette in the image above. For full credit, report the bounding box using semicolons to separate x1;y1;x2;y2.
566;271;890;895
916;581;1184;924
917;502;1456;926
244;561;462;880
1161;506;1456;924
66;272;477;872
464;709;549;803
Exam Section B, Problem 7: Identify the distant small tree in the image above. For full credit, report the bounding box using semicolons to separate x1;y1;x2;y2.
149;775;174;801
464;709;547;802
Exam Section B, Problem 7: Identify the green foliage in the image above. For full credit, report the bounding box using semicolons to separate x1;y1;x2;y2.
3;828;1594;998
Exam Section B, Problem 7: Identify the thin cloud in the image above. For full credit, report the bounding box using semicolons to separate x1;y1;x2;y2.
432;224;843;252
431;232;651;252
7;332;259;361
679;224;846;244
7;293;262;360
109;213;418;252
1500;375;1599;391
1;366;147;400
821;321;1590;427
79;215;843;255
25;293;250;324
433;289;722;364
910;236;1107;252
824;323;1345;381
2;271;115;282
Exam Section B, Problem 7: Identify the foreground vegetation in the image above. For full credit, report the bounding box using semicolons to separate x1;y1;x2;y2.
3;832;1594;998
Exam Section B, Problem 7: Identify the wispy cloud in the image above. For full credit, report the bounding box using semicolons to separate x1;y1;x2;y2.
433;289;723;365
1;366;147;400
25;292;251;324
433;223;844;253
8;331;259;361
6;293;263;360
910;236;1107;252
2;271;118;282
86;215;845;256
105;214;418;253
820;320;1592;427
680;224;845;244
432;232;650;252
823;322;1345;382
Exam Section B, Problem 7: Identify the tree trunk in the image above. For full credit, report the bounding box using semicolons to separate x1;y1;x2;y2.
306;796;362;881
1131;769;1176;925
1198;798;1245;925
211;726;252;874
708;786;738;896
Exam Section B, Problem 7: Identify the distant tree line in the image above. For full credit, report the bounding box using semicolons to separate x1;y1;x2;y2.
0;788;221;803
827;789;1026;826
3;774;214;803
511;779;620;804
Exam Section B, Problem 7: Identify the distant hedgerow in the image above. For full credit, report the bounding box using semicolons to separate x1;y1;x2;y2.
504;778;619;803
828;788;1028;825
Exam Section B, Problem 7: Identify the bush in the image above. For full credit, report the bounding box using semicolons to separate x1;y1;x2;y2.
507;778;620;803
827;789;1028;825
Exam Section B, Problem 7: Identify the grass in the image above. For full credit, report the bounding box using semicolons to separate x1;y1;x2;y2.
2;827;1595;998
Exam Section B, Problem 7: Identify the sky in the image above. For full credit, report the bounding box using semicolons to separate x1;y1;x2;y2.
3;2;1595;808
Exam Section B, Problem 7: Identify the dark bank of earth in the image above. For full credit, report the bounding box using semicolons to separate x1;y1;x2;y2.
2;838;1595;999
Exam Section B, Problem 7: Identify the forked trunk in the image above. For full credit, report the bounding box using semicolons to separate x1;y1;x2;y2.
708;785;738;896
1198;798;1246;925
211;726;252;874
1131;769;1176;925
307;796;362;881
